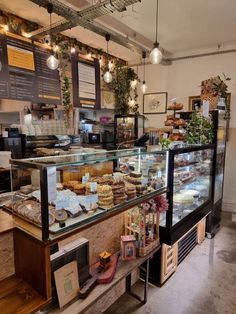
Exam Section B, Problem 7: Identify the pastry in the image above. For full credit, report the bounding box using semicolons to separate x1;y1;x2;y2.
54;209;68;222
85;182;97;195
114;194;127;205
130;171;142;178
97;185;112;195
74;183;86;195
125;176;142;185
97;184;113;208
63;180;79;189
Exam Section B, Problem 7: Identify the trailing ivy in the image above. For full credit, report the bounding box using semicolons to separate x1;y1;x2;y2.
61;76;72;127
105;62;140;115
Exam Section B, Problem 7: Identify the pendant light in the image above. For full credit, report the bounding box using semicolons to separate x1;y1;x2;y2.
150;0;162;64
141;51;147;93
103;34;112;83
46;4;59;70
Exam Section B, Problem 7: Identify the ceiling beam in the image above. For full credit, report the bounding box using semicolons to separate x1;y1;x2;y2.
28;0;148;55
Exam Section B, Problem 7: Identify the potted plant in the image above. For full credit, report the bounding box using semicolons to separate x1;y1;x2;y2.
186;112;214;145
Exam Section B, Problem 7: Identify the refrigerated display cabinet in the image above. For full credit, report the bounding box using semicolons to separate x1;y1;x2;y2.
159;144;214;245
114;114;144;148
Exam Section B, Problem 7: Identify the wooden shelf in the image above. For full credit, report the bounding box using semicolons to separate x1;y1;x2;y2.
49;246;161;314
0;275;50;314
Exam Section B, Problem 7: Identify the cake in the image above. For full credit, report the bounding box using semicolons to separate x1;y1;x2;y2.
173;193;193;204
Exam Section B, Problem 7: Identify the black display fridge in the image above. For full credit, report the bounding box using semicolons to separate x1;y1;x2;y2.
206;110;228;238
114;115;144;149
179;110;227;238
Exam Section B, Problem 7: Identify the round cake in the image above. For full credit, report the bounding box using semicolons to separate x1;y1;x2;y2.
174;193;193;204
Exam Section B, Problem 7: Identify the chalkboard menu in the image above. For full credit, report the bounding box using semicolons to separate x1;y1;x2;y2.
0;30;61;104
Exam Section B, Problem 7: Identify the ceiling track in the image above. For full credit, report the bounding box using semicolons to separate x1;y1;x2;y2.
130;48;236;67
169;48;236;61
28;0;148;56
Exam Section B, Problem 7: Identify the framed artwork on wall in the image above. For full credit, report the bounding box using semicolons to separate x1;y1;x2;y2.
143;92;167;114
188;95;201;111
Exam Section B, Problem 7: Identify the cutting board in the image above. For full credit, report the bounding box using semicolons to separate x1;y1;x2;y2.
79;252;119;298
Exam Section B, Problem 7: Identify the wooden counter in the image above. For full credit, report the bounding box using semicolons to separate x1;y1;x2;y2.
0;211;14;235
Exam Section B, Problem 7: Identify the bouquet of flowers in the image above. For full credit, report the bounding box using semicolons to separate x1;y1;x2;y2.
140;195;169;214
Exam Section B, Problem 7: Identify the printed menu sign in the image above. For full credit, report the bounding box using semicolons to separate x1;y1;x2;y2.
0;31;61;104
78;61;96;100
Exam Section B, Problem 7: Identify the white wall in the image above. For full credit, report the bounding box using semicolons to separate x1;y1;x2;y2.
138;51;236;209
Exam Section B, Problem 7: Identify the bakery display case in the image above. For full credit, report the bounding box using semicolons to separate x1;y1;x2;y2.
159;144;214;244
114;115;144;148
1;148;168;242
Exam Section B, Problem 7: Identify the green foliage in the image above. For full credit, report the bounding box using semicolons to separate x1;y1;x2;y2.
186;112;214;145
62;76;72;126
106;62;140;115
160;138;171;149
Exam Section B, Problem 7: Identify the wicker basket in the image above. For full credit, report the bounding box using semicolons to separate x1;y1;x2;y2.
200;94;219;109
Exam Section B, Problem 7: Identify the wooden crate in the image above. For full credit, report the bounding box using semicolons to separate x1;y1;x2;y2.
197;217;206;244
160;243;178;284
125;207;160;257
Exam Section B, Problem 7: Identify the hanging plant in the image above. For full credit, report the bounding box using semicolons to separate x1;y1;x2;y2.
62;76;72;128
186;112;214;145
104;62;140;115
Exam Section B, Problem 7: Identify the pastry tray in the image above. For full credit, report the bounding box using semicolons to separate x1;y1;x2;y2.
49;208;105;234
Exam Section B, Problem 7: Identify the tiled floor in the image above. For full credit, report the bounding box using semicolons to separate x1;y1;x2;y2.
105;213;236;314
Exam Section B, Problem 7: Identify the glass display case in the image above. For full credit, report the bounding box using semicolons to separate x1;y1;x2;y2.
114;115;144;148
0;148;167;242
160;144;214;244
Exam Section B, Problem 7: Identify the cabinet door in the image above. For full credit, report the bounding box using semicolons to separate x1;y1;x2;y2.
160;243;178;284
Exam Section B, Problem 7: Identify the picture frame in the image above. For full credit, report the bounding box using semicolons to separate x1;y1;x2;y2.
143;92;167;114
188;95;202;111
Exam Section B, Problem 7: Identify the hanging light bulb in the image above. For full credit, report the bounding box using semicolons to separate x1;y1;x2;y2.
130;79;137;89
46;4;59;70
47;54;59;70
104;71;112;83
150;42;162;64
128;98;135;106
141;51;147;93
108;60;114;71
150;0;162;65
141;81;147;93
3;24;9;32
99;56;103;67
104;34;112;83
71;46;76;53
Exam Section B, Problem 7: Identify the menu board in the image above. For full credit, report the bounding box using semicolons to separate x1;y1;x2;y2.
78;61;96;100
0;31;60;104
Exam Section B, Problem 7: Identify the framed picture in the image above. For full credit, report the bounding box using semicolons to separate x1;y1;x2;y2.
143;92;167;114
188;95;201;111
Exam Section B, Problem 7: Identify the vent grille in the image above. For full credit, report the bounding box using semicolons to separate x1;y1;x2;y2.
178;227;197;265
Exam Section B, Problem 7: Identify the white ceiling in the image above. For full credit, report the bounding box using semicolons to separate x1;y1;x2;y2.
1;0;236;62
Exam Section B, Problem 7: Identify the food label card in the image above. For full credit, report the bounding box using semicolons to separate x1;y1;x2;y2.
47;167;57;203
